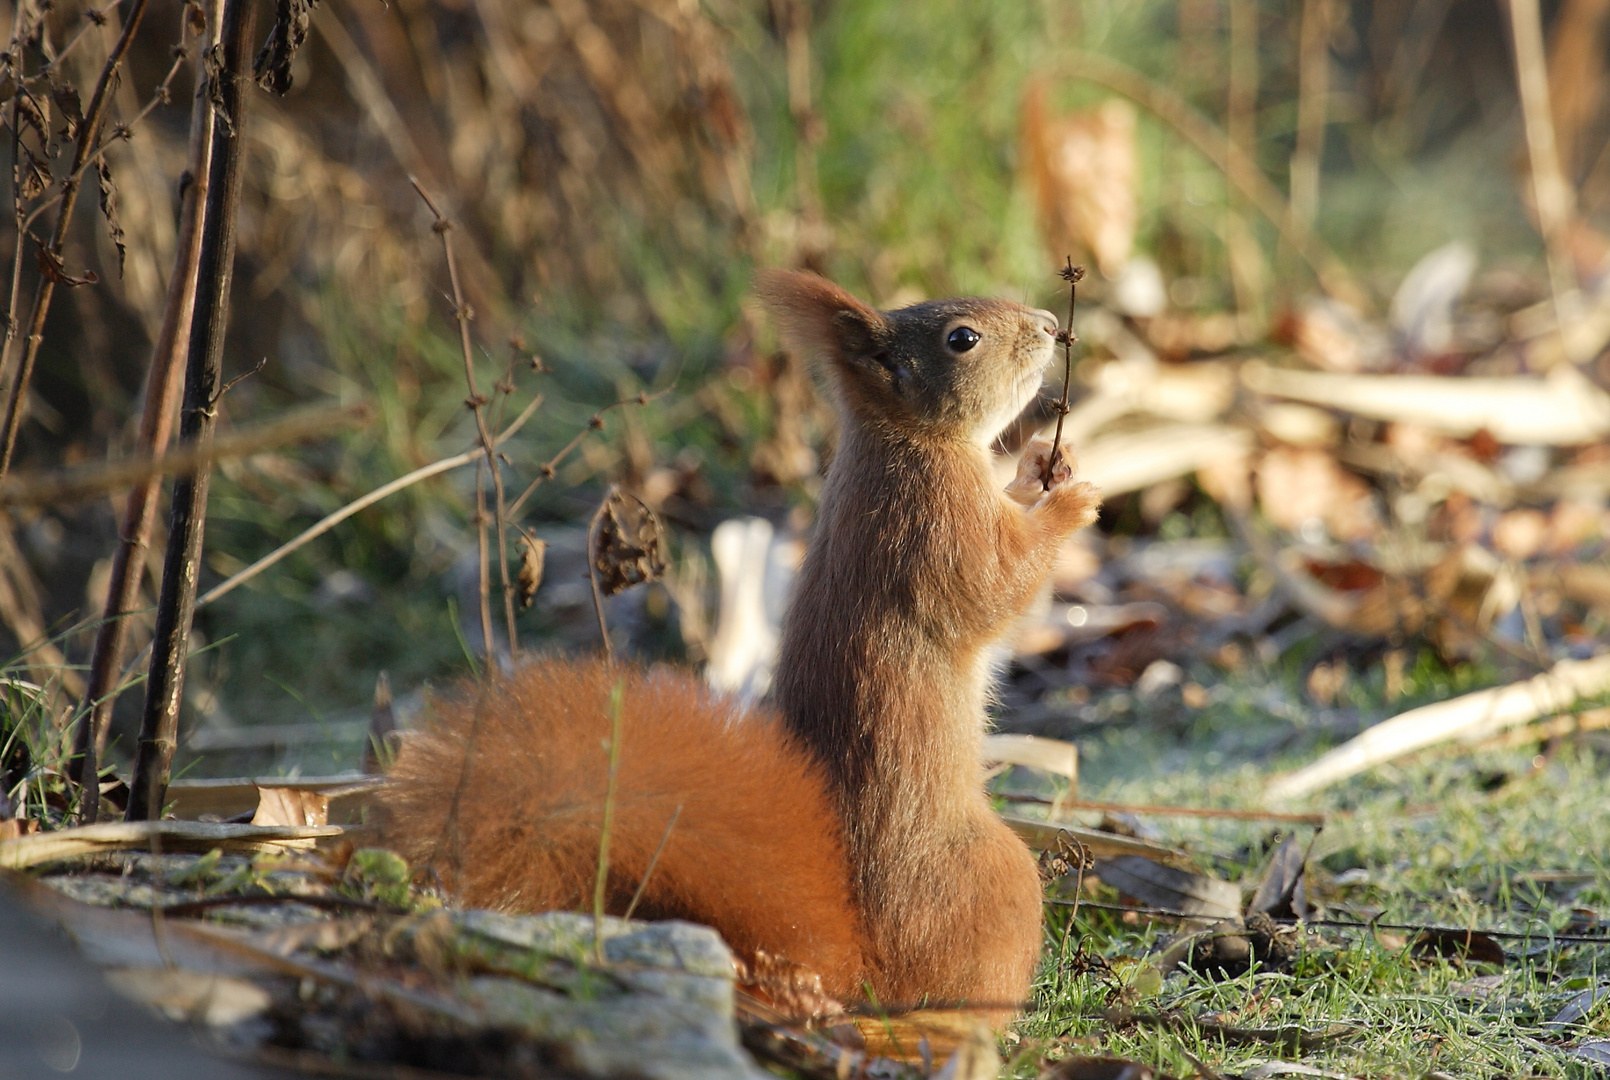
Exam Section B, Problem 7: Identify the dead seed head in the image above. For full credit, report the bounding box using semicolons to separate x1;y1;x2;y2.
588;414;604;430
1060;259;1086;284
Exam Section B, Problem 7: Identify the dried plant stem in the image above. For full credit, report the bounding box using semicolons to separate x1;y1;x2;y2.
127;0;255;822
194;399;540;610
586;494;615;661
593;678;626;963
71;3;218;818
1;403;365;508
1063;50;1368;312
0;0;157;481
411;177;513;660
504;392;660;519
1290;0;1333;229
1044;259;1084;491
1507;0;1584;357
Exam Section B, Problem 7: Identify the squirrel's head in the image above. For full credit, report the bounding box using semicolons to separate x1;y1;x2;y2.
754;270;1059;445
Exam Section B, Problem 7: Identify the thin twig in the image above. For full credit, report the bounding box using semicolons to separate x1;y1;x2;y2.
193;396;541;610
2;403;364;507
1044;259;1084;491
18;48;190;237
593;678;626;964
623;804;681;921
0;0;165;479
411;176;506;660
505;391;664;519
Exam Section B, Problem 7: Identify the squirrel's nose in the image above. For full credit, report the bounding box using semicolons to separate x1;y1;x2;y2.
1031;308;1059;335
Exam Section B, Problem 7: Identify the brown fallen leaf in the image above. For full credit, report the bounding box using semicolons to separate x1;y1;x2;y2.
1246;833;1316;920
1095;856;1241;920
1411;928;1505;966
852;1009;985;1065
252;785;329;828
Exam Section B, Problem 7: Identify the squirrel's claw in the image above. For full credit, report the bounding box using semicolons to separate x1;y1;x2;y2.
1006;437;1078;507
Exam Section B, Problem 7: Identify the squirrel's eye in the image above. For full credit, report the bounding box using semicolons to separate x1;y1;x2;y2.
947;326;981;352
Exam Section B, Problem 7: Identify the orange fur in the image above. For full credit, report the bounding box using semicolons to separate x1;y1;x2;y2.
376;659;868;999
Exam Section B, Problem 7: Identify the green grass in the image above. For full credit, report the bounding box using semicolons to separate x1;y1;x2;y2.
1010;660;1610;1079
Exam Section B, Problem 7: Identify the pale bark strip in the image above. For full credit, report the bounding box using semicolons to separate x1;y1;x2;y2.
1265;654;1610;802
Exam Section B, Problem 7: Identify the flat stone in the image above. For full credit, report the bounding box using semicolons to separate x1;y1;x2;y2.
446;911;766;1080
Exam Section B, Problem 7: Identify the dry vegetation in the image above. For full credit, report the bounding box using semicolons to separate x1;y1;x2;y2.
2;0;1610;1076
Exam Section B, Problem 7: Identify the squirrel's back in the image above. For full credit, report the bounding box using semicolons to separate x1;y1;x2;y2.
374;657;867;998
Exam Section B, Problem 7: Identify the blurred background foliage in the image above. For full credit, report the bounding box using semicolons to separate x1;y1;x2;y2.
1;0;1603;775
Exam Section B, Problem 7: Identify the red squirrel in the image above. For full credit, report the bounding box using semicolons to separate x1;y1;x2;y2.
375;271;1100;1016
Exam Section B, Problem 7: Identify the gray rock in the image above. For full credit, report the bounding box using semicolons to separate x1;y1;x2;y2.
446;911;766;1080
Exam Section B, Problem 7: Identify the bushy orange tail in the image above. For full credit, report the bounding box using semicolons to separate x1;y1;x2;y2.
373;658;868;999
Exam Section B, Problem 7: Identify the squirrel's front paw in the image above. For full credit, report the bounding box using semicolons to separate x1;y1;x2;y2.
1005;437;1077;507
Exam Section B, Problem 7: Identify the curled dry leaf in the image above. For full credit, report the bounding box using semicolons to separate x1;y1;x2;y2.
35;244;98;287
517;534;547;609
590;488;667;597
254;0;319;95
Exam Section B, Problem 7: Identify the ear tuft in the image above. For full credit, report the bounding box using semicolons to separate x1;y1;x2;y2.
754;270;885;368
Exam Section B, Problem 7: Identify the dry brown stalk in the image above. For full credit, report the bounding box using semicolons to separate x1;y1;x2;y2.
1;403;363;508
127;0;255;823
411;177;514;659
0;0;170;480
1507;0;1585;361
194;397;541;611
1291;0;1334;228
70;5;219;817
1044;259;1084;491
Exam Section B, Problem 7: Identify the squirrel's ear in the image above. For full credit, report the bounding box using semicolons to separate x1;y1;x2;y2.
754;270;888;370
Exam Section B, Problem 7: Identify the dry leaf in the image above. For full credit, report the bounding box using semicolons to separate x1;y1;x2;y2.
1246;833;1315;920
1095;855;1241;920
517;534;547;609
252;785;329;828
852;1009;983;1064
34;244;97;288
590;487;667;596
1411;928;1505;966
